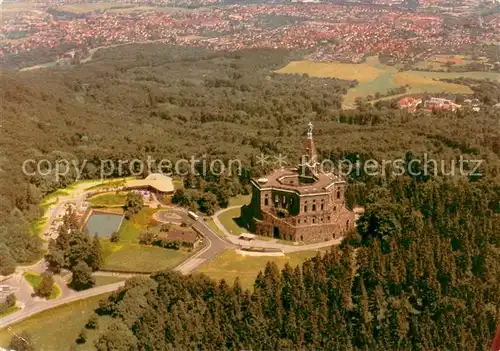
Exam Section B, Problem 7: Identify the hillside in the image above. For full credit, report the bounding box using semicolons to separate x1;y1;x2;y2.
0;45;499;350
1;44;500;265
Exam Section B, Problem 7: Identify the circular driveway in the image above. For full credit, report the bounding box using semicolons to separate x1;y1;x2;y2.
154;208;187;224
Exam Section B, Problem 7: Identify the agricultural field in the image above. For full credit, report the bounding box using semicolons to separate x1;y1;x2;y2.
197;250;318;289
55;3;136;13
54;2;180;14
106;5;164;13
276;56;496;109
411;54;490;70
0;294;111;351
403;70;500;82
392;72;473;94
277;59;383;82
1;1;45;14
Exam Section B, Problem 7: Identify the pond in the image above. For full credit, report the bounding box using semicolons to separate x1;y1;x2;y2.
85;211;124;238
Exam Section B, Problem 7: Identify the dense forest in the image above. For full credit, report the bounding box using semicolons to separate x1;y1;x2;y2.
1;44;499;348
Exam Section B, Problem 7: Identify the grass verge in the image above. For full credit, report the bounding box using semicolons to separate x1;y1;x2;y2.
216;207;273;241
0;305;21;318
23;272;61;300
206;218;225;237
197;249;318;289
87;192;128;208
0;293;111;351
218;207;247;235
94;275;127;287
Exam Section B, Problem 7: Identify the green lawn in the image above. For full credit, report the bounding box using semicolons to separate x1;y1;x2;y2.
85;177;138;191
31;189;69;237
216;206;272;241
218;207;247;235
117;208;158;243
87;192;128;208
197;250;318;289
101;241;190;273
89;206;182;273
0;293;111;351
30;179;130;238
32;181;96;237
23;272;61;300
29;218;47;236
40;189;70;205
94;275;127;287
228;195;251;207
65;178;103;190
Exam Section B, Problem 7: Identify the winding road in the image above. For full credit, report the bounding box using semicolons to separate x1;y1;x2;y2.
175;219;234;275
1;197;341;330
0;282;125;329
0;213;230;329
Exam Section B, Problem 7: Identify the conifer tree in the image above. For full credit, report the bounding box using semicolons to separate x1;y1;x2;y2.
71;261;95;291
35;271;54;298
90;234;103;271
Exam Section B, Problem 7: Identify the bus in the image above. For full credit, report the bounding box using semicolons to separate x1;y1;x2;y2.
188;211;199;221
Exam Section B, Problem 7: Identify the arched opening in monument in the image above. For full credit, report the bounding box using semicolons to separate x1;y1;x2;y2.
273;226;280;239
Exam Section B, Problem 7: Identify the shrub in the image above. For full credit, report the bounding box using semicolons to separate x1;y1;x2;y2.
110;231;120;243
139;230;155;245
85;314;98;329
160;223;171;232
76;329;87;344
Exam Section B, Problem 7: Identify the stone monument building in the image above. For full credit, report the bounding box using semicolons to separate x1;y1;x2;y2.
242;123;355;243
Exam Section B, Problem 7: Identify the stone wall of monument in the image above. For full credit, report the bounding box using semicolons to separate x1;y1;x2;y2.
248;170;355;243
255;208;355;244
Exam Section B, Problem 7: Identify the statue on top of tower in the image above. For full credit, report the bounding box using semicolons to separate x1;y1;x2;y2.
301;122;318;175
307;122;313;139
